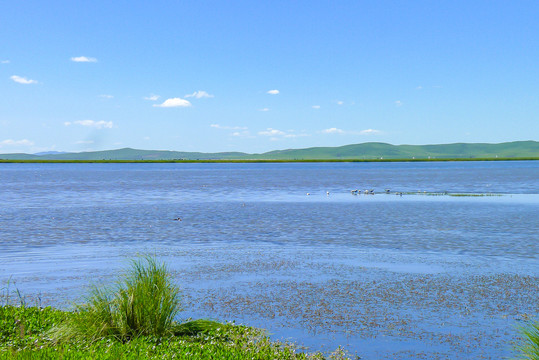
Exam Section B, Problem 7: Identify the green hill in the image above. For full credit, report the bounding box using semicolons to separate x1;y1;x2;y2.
244;141;539;160
1;141;538;161
32;148;249;160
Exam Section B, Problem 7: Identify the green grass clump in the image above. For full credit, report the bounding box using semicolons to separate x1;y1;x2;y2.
517;321;539;359
50;256;181;342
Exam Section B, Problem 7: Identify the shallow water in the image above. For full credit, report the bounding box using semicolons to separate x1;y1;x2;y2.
1;161;538;359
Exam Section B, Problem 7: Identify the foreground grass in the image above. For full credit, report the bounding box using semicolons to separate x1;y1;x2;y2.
3;257;535;359
49;257;182;343
1;305;352;359
1;257;351;359
518;321;539;360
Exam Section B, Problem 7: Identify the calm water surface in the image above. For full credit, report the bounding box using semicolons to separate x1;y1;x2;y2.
1;161;538;359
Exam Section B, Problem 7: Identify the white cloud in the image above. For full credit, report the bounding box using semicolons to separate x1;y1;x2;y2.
144;94;160;101
10;75;38;84
267;89;279;95
71;56;97;63
284;134;303;138
257;128;310;139
258;128;285;136
75;140;94;144
322;127;345;134
99;94;113;99
185;90;214;99
211;124;248;130
232;130;251;137
153;98;191;108
337;101;344;105
1;60;9;64
416;86;423;90
0;139;34;147
259;108;270;112
359;129;381;135
395;100;403;107
65;120;113;129
312;105;320;109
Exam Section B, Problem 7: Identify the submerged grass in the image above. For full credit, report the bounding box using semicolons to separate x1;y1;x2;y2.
448;193;502;197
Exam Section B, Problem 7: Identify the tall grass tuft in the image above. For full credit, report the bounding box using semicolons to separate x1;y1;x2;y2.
517;321;539;360
50;256;181;342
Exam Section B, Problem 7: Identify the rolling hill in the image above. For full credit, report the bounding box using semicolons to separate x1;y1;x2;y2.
0;141;537;161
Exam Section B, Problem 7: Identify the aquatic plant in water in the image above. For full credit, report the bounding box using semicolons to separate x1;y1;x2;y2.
50;256;182;342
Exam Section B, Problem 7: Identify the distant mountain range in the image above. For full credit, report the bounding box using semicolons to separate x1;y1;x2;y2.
1;141;538;161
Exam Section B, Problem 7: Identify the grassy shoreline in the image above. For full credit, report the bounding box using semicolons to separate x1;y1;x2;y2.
1;157;538;163
0;305;350;359
2;258;537;359
1;257;352;359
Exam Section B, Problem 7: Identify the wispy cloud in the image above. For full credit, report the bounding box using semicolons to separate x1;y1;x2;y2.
258;128;309;139
322;127;345;134
185;90;214;99
283;133;309;138
99;94;113;99
259;108;270;112
211;124;248;130
359;129;381;135
395;100;403;107
320;128;382;136
416;85;423;90
153;98;191;108
10;75;38;84
312;105;321;109
337;101;344;105
258;128;286;136
71;56;97;63
267;89;279;95
1;60;9;64
232;131;251;137
75;140;94;144
144;94;160;101
64;120;113;129
0;139;34;147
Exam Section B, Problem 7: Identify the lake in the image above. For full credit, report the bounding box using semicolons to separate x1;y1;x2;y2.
1;161;538;359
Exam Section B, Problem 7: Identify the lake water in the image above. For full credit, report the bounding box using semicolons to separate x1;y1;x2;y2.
1;161;538;359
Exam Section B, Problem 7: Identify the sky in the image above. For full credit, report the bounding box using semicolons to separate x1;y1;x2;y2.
1;1;538;154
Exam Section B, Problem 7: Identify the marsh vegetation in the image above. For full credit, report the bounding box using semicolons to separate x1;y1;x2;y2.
1;257;352;359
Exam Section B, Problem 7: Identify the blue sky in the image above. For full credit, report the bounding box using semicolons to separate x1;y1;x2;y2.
1;1;538;154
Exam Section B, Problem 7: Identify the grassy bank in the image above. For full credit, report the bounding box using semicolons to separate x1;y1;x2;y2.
2;257;537;359
0;257;351;359
0;305;353;359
